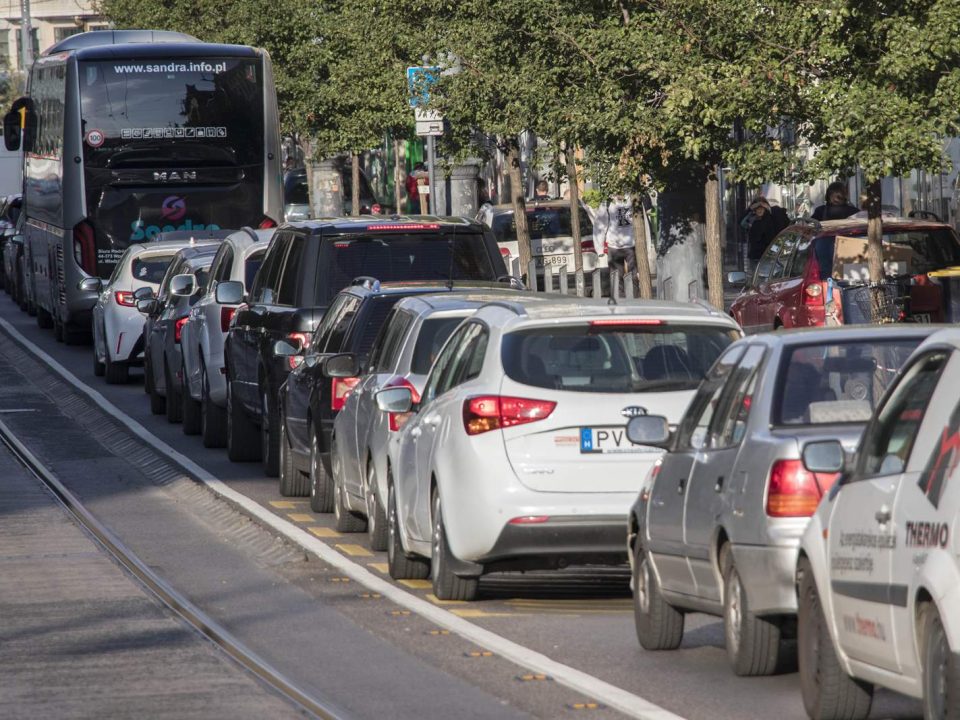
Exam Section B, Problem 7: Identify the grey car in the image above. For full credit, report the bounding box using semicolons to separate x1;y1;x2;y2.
625;325;938;677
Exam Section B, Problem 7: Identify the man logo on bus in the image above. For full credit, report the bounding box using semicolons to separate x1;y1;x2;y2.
161;196;187;222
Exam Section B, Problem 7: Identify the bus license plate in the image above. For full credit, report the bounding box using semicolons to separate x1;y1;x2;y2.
580;427;657;454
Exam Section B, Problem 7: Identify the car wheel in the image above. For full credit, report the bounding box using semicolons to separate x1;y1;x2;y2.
366;460;388;551
200;360;227;448
181;362;202;435
633;541;684;650
309;426;334;513
227;381;261;462
431;488;478;601
260;386;280;477
278;417;309;497
387;473;429;580
147;358;166;415
332;437;366;532
722;545;783;676
92;335;105;377
797;557;872;720
104;358;128;385
922;604;960;720
164;361;183;423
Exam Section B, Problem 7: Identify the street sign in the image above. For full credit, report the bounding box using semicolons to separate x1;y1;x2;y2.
407;66;440;108
414;108;444;137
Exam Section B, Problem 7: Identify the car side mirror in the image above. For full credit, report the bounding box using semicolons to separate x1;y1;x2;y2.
133;286;155;300
78;277;102;293
323;353;360;378
727;271;747;287
136;298;157;314
215;280;244;305
625;415;672;448
3;110;21;152
376;387;413;414
169;273;195;297
802;440;845;474
272;339;300;358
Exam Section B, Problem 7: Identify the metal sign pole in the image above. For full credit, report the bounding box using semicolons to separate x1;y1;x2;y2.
427;135;437;216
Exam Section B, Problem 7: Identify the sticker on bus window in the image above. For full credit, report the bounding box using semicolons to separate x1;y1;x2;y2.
85;129;105;148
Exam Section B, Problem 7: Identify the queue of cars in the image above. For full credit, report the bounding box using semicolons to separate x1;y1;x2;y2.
1;208;955;718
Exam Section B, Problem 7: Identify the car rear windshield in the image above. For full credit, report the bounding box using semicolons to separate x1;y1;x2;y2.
501;324;738;393
411;317;467;374
132;254;174;284
491;207;593;243
317;232;495;303
813;228;960;279
775;339;921;425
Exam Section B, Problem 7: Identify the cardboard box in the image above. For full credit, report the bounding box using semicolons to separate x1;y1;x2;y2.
832;235;915;281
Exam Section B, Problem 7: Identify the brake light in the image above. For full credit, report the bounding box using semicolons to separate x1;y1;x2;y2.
220;306;236;333
114;291;135;307
174;316;188;343
462;395;556;435
766;459;824;517
364;223;440;231
384;376;421;432
589;318;663;326
508;516;550;524
331;377;361;411
500;247;511;258
803;282;824;306
258;216;277;229
287;332;311;370
73;220;96;275
581;239;597;254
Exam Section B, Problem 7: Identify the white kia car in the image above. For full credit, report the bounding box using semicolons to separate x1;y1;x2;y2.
796;328;960;720
376;296;741;599
90;241;194;384
180;228;272;446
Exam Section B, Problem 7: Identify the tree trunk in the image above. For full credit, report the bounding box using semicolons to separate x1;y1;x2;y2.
632;196;654;299
704;166;725;311
864;178;884;322
393;139;403;214
506;138;532;279
351;152;361;217
565;146;584;294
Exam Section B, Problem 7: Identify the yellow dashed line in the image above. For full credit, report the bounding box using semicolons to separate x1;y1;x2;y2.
359;592;381;599
309;527;343;538
287;513;314;523
465;650;494;657
399;579;432;590
270;500;308;509
426;629;450;636
367;562;389;574
451;608;514;618
336;543;373;557
329;577;351;583
516;673;552;682
389;610;412;616
425;593;467;605
569;702;604;710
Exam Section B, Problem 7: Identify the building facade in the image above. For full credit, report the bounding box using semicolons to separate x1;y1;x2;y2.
1;1;107;73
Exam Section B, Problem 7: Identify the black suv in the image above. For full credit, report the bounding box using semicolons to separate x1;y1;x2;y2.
223;216;509;475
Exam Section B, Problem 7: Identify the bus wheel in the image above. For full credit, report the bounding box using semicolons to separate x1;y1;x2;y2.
36;306;53;329
53;317;64;342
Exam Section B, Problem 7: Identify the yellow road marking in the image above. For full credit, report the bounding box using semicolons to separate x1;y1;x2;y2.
424;593;467;605
516;673;552;682
389;610;412;616
270;500;307;509
287;513;314;523
330;577;351;583
309;527;343;538
367;562;389;574
451;608;514;618
359;593;381;599
569;702;603;710
465;650;494;657
399;579;432;590
426;629;450;636
336;543;373;557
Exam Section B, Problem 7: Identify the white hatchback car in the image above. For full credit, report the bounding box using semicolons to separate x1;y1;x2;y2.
90;241;193;384
376;297;741;599
796;329;960;720
180;228;272;446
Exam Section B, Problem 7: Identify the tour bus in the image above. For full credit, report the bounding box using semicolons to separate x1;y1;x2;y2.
3;30;282;342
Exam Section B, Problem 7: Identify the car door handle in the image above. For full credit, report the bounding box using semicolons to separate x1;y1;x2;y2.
715;476;725;493
875;506;891;524
677;478;686;494
410;427;422;439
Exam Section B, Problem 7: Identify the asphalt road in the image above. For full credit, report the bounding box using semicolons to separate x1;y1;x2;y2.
0;293;925;720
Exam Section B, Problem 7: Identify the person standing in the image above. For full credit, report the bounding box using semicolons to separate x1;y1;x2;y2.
812;181;859;221
746;198;776;276
405;162;427;214
594;196;637;293
532;179;551;201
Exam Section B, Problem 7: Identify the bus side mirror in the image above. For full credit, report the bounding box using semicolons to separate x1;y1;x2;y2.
3;111;20;152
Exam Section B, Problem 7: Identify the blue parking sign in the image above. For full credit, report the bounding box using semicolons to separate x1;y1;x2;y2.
407;66;440;108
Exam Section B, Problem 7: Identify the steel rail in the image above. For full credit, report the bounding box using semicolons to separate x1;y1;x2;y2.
0;417;345;720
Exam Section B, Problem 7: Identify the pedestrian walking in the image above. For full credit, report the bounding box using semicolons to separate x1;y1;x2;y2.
812;181;859;221
745;198;776;277
594;195;637;295
405;162;427;214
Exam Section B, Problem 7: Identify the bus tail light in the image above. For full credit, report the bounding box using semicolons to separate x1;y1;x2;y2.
174;316;188;343
73;220;96;275
114;291;135;307
463;395;556;435
331;377;360;411
765;459;836;517
384;376;421;432
258;216;277;229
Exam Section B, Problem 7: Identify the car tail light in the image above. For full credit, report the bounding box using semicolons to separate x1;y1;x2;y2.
73;220;96;275
114;291;135;307
258;216;277;229
331;377;361;411
803;282;824;306
462;395;556;436
384;376;421;432
499;247;511;258
508;515;550;524
220;306;236;333
581;239;597;254
766;459;830;517
174;316;188;343
589;318;663;327
365;223;440;231
286;331;311;370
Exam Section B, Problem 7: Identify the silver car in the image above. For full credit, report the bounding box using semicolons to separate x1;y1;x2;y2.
625;325;937;677
332;291;519;551
180;228;271;445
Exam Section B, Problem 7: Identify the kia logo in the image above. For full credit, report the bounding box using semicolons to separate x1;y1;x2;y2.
160;195;186;222
621;406;648;418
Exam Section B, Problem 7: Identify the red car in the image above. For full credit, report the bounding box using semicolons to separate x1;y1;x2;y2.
729;215;960;333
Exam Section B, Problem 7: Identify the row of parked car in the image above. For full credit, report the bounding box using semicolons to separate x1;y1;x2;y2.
2;211;956;720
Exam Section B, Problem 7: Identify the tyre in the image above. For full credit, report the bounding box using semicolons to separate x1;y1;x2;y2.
387;474;429;580
260;385;280;477
797;557;872;720
200;363;227;448
332;437;366;532
63;324;87;346
431;489;479;601
164;361;182;423
105;358;129;385
36;305;53;329
366;460;388;551
147;359;166;415
722;545;783;676
633;542;684;650
921;604;960;720
227;381;260;462
181;363;202;435
278;417;308;496
309;427;334;513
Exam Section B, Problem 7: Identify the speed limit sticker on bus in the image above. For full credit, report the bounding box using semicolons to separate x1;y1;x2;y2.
85;129;105;148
